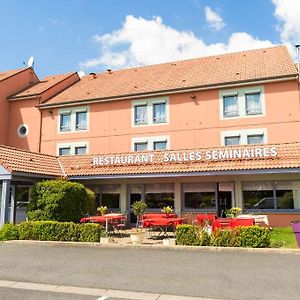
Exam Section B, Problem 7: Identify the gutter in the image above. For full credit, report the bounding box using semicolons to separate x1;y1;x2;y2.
68;167;300;180
38;75;297;109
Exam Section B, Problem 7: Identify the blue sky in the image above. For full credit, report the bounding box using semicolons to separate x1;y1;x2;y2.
0;0;299;78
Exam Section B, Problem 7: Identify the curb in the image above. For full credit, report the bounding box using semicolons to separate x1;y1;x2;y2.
2;239;300;254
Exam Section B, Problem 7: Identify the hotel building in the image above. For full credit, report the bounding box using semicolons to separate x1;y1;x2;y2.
0;45;300;227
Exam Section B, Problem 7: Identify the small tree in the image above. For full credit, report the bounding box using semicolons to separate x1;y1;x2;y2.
27;179;87;222
131;200;147;230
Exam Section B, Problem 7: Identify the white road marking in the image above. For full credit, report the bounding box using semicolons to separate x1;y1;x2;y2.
97;297;108;300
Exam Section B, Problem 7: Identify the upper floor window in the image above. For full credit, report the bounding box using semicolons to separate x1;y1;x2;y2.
221;128;267;146
59;106;89;133
132;97;169;127
223;95;238;117
220;86;265;119
132;136;169;151
154;140;167;150
247;134;264;145
134;105;147;125
75;111;87;130
134;142;148;151
245;92;262;115
225;136;240;146
57;141;88;156
58;147;71;156
75;146;87;155
153;103;166;123
60;113;71;132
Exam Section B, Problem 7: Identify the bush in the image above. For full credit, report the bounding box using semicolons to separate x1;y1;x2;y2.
0;224;19;241
17;221;102;243
176;225;210;246
83;188;97;216
176;225;271;248
27;179;87;222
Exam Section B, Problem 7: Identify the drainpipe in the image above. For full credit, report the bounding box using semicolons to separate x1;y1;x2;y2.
296;45;300;113
37;95;42;153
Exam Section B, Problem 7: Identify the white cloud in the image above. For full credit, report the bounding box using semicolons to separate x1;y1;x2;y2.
79;15;274;71
272;0;300;55
205;6;225;30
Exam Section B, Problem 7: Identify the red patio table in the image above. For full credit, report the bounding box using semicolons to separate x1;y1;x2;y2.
143;217;185;238
80;213;124;224
142;213;177;220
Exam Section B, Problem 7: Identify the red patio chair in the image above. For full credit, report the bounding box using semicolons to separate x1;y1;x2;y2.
212;218;233;232
194;213;217;226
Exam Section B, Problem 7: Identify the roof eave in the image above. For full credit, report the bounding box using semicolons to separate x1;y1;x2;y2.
39;74;298;109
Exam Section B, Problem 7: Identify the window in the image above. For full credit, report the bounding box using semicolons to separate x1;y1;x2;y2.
57;142;88;156
59;106;89;133
220;87;264;119
75;146;87;155
59;147;71;156
223;95;238;117
132;136;169;151
75;111;87;130
221;129;267;146
243;180;300;210
94;185;120;209
153;103;166;123
134;142;148;151
246;93;262;115
247;134;264;145
225;136;240;146
154;141;167;150
134;105;147;125
145;184;174;209
132;97;169;126
60;113;71;131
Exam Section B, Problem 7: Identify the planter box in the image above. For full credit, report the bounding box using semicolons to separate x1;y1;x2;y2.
100;237;114;244
291;221;300;248
130;231;144;244
163;238;176;246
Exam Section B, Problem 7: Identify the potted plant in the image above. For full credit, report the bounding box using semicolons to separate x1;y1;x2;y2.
229;207;242;218
130;200;147;244
161;206;173;218
97;205;108;216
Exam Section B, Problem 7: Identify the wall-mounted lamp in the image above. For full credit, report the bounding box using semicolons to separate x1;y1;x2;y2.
191;94;196;99
49;110;53;114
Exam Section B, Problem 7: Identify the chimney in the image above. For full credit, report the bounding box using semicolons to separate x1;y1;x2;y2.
89;72;97;79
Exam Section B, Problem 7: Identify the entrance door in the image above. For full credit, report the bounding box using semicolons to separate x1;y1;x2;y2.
217;183;235;217
128;185;144;224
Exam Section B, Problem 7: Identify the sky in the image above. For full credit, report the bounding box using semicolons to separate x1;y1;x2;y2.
0;0;300;78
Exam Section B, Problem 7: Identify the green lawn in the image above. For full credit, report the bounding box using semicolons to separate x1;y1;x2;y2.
270;227;298;248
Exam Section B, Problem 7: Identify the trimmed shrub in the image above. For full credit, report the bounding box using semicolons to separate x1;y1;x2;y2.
27;179;87;222
79;223;101;242
176;225;210;246
176;224;271;248
235;226;271;248
17;221;102;243
83;188;97;216
0;224;19;241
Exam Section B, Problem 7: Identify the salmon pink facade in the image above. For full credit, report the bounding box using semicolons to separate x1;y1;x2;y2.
1;45;300;227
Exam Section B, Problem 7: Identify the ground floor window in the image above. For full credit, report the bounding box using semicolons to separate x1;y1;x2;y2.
182;182;234;213
242;180;300;210
129;183;174;209
95;185;120;209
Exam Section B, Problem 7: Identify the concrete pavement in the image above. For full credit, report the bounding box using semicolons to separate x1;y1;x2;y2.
0;242;299;299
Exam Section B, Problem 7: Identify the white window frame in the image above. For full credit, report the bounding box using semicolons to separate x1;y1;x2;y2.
131;136;170;151
58;106;89;133
57;141;89;156
219;86;265;120
132;97;169;127
221;128;267;146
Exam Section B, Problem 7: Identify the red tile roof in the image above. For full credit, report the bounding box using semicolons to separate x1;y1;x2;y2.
1;143;300;178
9;72;76;100
0;145;63;177
58;142;300;177
0;68;27;83
41;46;297;108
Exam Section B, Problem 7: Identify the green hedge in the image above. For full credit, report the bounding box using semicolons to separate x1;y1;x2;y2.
176;225;271;248
1;221;102;243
